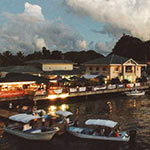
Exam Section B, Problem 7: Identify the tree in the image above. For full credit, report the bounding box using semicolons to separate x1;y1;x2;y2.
3;51;13;58
110;77;121;84
111;35;147;62
51;50;62;59
17;51;24;59
12;51;25;65
64;50;104;64
42;47;51;59
136;77;147;83
122;79;130;84
2;51;13;66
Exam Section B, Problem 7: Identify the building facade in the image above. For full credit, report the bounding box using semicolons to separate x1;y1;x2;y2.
42;63;73;71
24;59;82;79
83;54;146;82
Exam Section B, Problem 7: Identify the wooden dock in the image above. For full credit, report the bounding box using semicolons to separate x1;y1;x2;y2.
0;84;149;102
0;109;18;119
33;85;150;101
0;85;149;118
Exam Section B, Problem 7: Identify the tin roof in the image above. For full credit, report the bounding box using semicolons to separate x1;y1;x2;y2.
84;54;129;65
0;73;49;84
25;59;74;64
0;65;42;73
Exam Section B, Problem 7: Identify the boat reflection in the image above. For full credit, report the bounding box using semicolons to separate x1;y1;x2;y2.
47;104;69;116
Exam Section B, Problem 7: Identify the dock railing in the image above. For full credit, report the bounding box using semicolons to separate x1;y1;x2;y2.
33;82;150;101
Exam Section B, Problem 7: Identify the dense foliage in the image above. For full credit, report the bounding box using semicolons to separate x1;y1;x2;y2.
1;34;150;66
0;48;104;66
111;35;150;62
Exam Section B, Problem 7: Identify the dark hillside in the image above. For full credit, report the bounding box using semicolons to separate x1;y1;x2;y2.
64;50;104;64
111;35;149;62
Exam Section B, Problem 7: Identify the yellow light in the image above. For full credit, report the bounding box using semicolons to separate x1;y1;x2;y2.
48;105;57;115
60;104;69;111
59;93;69;99
49;105;56;111
49;80;57;83
48;94;58;99
0;81;36;85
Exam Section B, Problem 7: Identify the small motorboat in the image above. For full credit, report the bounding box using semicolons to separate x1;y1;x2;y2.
125;90;145;96
32;109;69;135
67;119;136;143
3;113;59;141
56;110;77;126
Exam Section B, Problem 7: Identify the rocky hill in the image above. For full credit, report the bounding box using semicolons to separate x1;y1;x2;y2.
111;35;150;62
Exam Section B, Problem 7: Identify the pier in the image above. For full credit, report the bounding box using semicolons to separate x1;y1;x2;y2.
33;85;150;101
0;82;149;102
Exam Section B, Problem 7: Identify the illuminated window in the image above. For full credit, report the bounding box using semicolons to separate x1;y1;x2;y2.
115;67;119;71
103;67;107;71
126;66;132;73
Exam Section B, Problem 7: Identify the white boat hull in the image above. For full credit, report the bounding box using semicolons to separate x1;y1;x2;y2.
125;91;145;96
67;127;130;142
3;127;59;141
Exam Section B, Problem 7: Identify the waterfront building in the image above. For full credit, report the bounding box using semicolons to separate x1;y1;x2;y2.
25;59;74;72
0;59;82;97
24;59;82;79
83;54;146;82
0;59;82;79
0;65;42;77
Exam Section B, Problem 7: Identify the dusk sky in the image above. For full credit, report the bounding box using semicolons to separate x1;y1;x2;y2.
0;0;150;55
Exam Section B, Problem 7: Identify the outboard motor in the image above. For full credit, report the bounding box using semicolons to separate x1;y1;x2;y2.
128;130;136;147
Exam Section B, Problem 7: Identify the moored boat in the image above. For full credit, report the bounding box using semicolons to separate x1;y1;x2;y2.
3;113;59;141
56;110;77;126
67;119;136;143
125;90;145;96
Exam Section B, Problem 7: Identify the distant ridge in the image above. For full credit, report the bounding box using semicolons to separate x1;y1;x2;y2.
64;50;104;64
110;35;150;62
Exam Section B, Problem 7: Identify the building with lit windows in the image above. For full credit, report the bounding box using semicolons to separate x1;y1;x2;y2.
83;54;146;82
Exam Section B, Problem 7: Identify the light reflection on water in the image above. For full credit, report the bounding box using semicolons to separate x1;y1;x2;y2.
1;94;150;150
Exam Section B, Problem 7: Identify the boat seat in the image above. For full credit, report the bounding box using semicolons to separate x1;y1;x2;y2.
24;126;45;133
72;127;84;133
31;129;41;133
81;129;93;135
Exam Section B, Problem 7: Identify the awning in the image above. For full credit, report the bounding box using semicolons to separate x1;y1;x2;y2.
59;78;70;83
0;73;49;84
81;74;98;79
56;111;73;117
9;113;41;123
85;119;117;128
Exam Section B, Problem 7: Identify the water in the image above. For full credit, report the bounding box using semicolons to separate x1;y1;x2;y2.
1;94;150;150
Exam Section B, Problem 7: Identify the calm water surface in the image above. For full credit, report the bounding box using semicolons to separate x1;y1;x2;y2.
0;94;150;150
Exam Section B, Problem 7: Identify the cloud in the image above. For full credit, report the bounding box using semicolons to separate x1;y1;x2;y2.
0;2;84;54
65;0;150;41
34;36;47;50
76;40;87;50
24;2;45;21
91;26;129;39
95;41;110;55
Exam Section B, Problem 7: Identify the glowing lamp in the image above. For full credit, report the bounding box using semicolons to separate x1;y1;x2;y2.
48;94;57;99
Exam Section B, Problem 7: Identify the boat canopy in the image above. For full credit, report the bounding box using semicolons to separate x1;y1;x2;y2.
9;113;41;123
85;119;117;128
81;74;98;79
56;111;73;117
